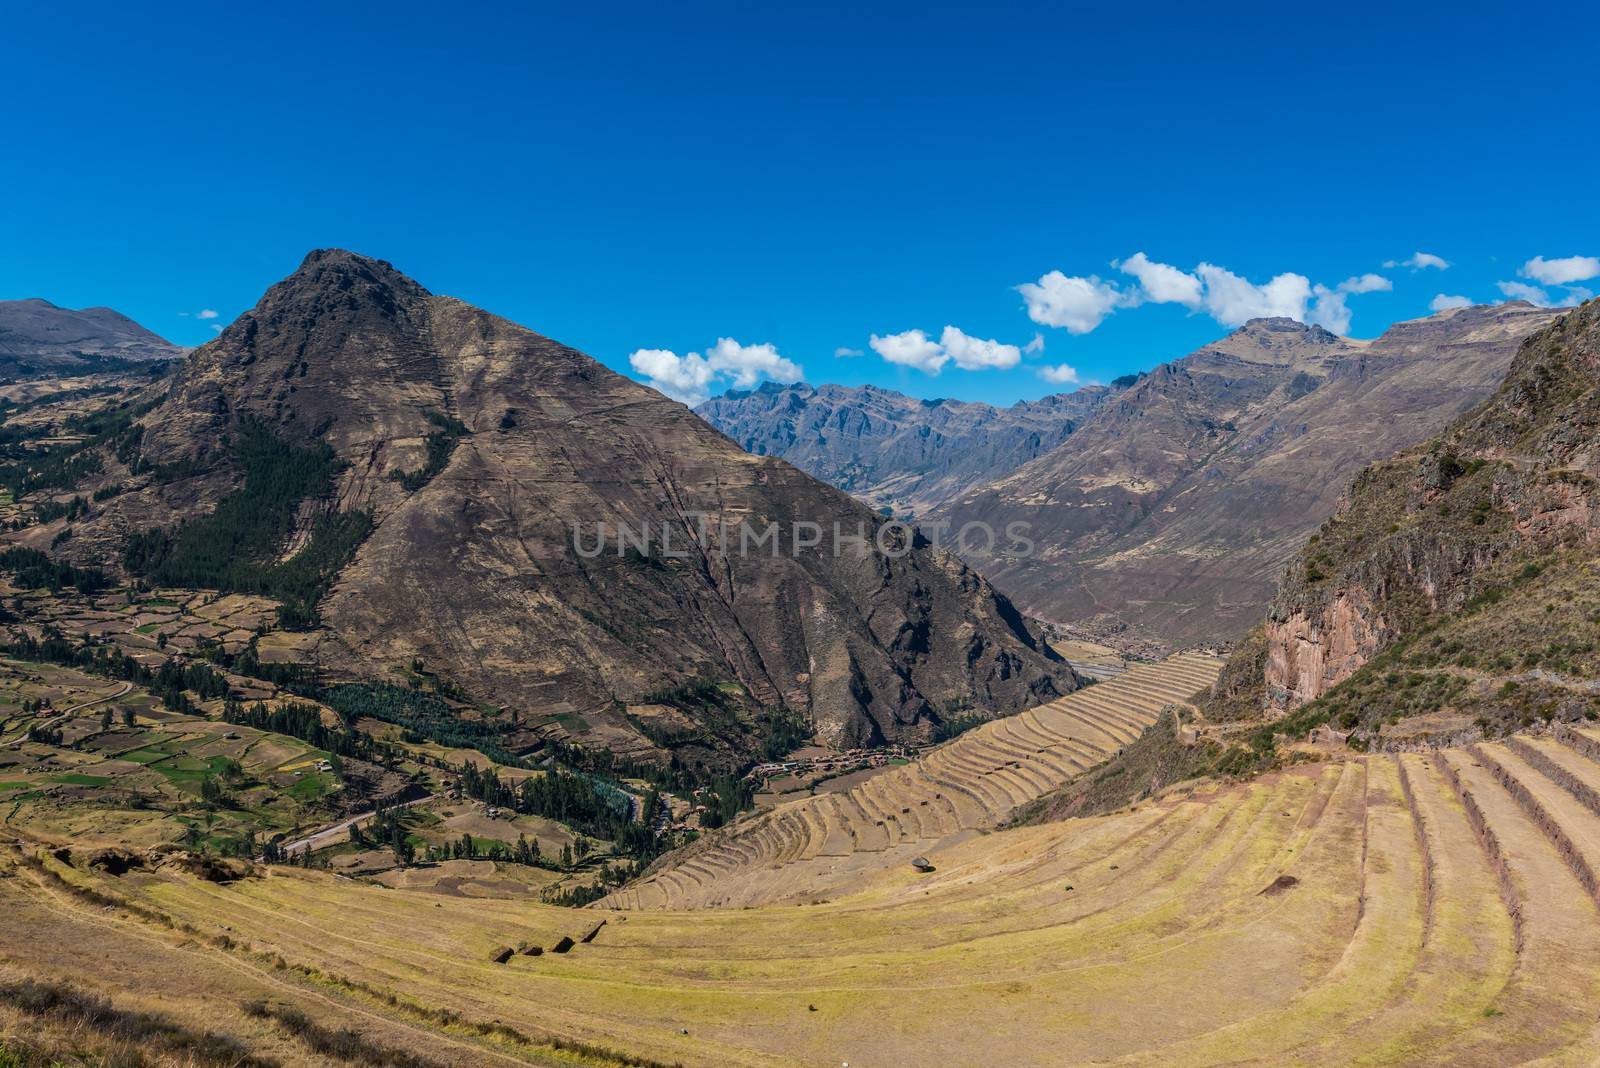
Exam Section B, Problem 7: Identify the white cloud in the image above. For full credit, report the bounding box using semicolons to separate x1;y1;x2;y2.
628;337;802;405
1194;264;1313;326
628;348;713;403
178;308;221;319
940;326;1022;371
867;326;1028;376
1017;271;1133;334
1429;294;1474;312
834;346;864;358
1496;280;1591;309
1383;252;1450;270
705;338;801;389
1023;333;1044;355
1115;252;1203;308
870;329;947;374
1022;255;1392;336
1303;273;1393;331
1037;363;1080;385
1020;255;1397;337
1308;286;1352;334
1337;273;1392;294
1520;255;1600;286
1496;281;1547;304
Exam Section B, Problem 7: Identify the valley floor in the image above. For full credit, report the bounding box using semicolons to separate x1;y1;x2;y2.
9;719;1600;1065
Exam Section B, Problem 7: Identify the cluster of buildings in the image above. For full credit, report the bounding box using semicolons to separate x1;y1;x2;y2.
747;744;920;783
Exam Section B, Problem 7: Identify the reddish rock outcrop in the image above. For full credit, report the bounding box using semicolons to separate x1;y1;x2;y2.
1226;298;1600;715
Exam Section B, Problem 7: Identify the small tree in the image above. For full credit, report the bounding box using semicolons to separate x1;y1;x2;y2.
121;707;135;727
200;776;225;807
100;707;113;730
390;822;414;866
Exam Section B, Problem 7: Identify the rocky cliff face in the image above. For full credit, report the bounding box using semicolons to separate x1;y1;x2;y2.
0;298;179;375
67;251;1077;759
1252;298;1600;717
695;382;1111;516
935;303;1560;647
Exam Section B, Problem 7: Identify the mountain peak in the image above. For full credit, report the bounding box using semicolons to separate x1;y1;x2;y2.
83;249;1075;758
215;249;433;358
297;247;398;272
281;248;429;300
1235;317;1340;343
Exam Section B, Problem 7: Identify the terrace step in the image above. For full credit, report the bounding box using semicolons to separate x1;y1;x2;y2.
1474;742;1600;907
814;795;856;856
606;651;1226;908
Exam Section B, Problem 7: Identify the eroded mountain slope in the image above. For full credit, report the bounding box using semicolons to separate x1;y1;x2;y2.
49;250;1076;760
1226;298;1600;736
937;303;1559;645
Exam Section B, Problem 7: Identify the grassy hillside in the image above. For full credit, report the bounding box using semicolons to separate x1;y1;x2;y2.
1212;298;1600;749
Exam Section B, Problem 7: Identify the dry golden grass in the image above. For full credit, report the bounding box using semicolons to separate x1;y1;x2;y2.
5;649;1600;1066
6;712;1600;1066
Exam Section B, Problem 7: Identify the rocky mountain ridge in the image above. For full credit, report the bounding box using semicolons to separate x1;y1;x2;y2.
695;380;1114;516
1200;298;1600;749
1258;298;1600;712
934;302;1562;647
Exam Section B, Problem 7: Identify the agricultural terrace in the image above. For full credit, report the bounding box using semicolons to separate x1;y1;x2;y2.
9;718;1600;1065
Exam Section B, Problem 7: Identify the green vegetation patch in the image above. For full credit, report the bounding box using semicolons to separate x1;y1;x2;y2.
147;754;238;784
46;772;111;786
391;410;469;491
119;738;185;764
0;546;111;594
122;419;372;626
287;772;334;801
323;682;522;766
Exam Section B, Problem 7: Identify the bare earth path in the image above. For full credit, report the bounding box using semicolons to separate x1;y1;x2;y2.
59;678;133;715
275;793;434;856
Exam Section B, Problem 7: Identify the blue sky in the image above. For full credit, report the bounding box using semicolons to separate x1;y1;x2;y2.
2;2;1596;406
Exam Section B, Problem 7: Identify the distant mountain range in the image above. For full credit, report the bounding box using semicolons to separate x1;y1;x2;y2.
0;297;179;375
698;304;1561;650
41;250;1075;761
696;381;1117;516
935;303;1561;646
